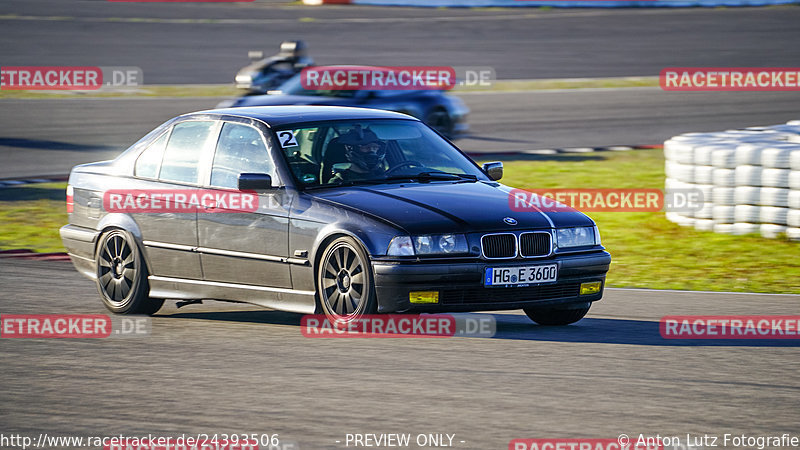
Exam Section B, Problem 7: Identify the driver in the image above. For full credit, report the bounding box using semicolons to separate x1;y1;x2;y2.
331;126;387;183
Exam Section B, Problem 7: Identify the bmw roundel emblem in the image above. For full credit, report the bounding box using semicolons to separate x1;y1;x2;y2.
503;217;518;226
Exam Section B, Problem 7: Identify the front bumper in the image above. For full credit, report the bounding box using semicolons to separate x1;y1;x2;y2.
372;251;611;313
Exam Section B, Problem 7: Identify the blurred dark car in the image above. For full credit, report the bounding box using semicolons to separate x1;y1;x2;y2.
219;73;469;139
234;40;314;95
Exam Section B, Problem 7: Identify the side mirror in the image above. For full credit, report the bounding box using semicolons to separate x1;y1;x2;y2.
238;173;275;191
482;162;503;181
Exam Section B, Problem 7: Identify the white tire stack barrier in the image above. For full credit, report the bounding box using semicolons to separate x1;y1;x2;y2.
712;205;735;223
790;190;800;209
713;223;736;234
664;120;800;241
734;186;761;205
713;168;736;186
693;165;714;184
760;206;789;225
791;171;800;190
761;187;790;207
760;224;787;239
712;187;735;205
734;205;761;223
736;143;764;166
735;165;762;186
762;168;791;187
694;219;715;231
733;222;761;235
789;209;800;227
761;144;796;168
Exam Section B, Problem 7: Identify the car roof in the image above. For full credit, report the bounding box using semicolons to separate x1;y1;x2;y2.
188;105;418;127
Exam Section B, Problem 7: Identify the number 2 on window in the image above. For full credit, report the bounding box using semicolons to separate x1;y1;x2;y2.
277;131;298;148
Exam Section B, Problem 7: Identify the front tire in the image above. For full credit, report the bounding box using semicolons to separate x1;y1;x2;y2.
523;304;590;326
316;236;376;324
95;229;163;315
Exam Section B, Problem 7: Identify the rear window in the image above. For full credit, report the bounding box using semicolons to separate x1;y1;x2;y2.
134;132;168;179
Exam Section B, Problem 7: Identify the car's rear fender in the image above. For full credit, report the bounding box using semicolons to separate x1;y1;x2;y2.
96;213;143;242
93;213;154;276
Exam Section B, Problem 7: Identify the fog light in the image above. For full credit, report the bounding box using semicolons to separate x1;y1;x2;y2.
580;281;602;296
409;291;439;304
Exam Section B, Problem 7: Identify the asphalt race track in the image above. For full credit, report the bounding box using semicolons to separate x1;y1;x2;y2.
3;89;800;179
1;3;800;178
1;1;800;82
1;259;799;449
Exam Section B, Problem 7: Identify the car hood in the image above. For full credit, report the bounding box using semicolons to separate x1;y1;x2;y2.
309;181;594;235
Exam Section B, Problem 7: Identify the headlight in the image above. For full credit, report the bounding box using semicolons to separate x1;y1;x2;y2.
415;234;468;255
555;226;597;248
235;71;258;84
387;236;414;256
387;234;468;256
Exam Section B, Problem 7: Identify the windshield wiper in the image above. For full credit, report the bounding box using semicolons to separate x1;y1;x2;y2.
383;171;479;183
303;179;385;190
304;172;478;190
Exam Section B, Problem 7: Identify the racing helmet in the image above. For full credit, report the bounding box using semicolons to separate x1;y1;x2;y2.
340;127;386;172
278;40;308;60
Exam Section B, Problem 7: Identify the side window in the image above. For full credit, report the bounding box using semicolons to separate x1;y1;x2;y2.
277;126;325;186
210;123;273;190
317;127;337;162
159;121;215;185
134;132;168;179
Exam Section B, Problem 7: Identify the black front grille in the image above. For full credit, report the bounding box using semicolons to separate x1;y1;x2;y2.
520;232;551;257
441;283;581;305
481;233;517;258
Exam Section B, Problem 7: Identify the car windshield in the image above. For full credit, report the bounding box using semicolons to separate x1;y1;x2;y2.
275;119;487;188
277;74;358;98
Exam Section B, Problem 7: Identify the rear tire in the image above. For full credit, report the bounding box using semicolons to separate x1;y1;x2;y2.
95;229;163;315
523;304;590;326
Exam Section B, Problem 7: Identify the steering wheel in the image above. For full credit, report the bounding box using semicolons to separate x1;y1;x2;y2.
385;161;424;176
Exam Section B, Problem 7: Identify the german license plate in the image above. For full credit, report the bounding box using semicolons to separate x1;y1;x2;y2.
484;264;558;287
